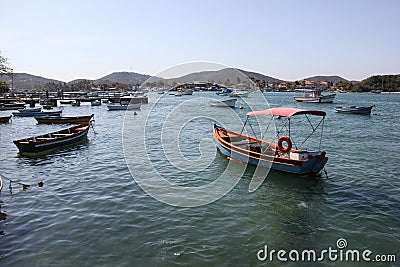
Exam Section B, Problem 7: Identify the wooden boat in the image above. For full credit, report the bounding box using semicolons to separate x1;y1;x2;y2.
60;100;74;105
12;110;62;117
42;104;54;109
0;115;12;123
18;107;42;112
335;105;374;115
13;122;91;154
35;114;94;124
294;89;336;103
107;103;141;110
0;102;26;110
209;99;237;108
213;107;328;175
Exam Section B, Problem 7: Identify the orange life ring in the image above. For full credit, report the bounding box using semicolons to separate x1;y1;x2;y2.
277;136;292;153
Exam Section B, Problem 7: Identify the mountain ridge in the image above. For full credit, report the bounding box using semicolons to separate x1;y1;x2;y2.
2;70;356;90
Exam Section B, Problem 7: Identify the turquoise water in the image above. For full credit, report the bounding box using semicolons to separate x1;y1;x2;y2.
0;92;399;266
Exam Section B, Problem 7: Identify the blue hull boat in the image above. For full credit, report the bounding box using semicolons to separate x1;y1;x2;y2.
335;105;374;115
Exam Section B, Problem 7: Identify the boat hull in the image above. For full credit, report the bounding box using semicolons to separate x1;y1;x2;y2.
107;103;141;110
294;94;336;103
0;115;12;123
12;111;62;117
213;125;327;175
209;99;237;108
335;106;374;115
35;114;94;124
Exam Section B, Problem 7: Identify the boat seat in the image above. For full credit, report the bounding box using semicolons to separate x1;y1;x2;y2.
53;133;74;136
231;140;259;145
36;137;56;140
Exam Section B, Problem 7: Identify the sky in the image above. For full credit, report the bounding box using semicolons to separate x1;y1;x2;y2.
1;0;399;82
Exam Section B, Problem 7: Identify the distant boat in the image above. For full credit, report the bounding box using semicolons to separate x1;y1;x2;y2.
0;102;26;110
335;105;375;115
294;89;336;103
42;104;54;109
13;122;91;155
107;103;141;110
228;90;249;98
209;98;237;108
91;100;101;106
181;89;193;95
35;114;94;124
18;107;42;112
60;100;74;105
216;88;233;96
12;110;63;117
370;90;382;94
0;115;12;123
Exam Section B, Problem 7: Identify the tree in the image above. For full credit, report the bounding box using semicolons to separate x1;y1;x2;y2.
0;51;13;75
0;81;10;93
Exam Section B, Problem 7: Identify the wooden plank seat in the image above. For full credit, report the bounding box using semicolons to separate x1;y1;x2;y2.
36;137;56;140
231;139;260;145
53;133;74;136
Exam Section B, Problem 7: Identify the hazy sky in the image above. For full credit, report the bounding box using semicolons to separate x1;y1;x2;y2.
1;0;399;82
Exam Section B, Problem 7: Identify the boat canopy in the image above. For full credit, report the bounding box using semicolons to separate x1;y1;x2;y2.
246;107;326;118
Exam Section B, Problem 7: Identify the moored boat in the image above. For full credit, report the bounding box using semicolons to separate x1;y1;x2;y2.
60;100;74;105
0;102;26;110
294;89;336;103
12;110;62;117
18;107;42;112
216;88;233;96
335;105;374;115
13;122;92;155
91;100;101;106
209;99;237;108
0;115;12;123
35;114;94;124
228;90;249;98
107;103;141;110
213;107;328;175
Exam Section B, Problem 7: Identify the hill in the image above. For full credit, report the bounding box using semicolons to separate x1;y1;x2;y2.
92;71;151;85
163;68;282;85
351;74;400;92
239;69;282;83
2;73;62;90
304;75;349;84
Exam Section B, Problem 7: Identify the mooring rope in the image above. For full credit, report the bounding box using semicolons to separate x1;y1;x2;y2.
0;172;43;193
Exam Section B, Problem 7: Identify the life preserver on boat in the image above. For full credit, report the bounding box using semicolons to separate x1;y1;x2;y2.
277;136;292;153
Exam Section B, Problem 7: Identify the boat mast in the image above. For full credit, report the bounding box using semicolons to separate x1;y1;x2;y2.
240;116;249;134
